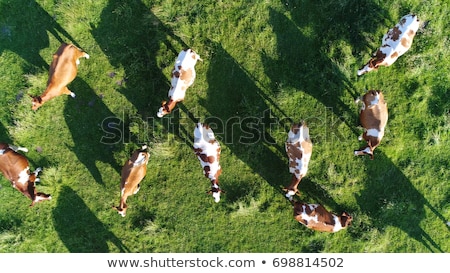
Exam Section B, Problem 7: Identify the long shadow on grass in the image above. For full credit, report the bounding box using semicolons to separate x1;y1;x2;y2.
91;0;187;118
263;1;389;132
63;78;123;185
53;186;129;252
0;0;77;72
201;42;337;207
354;153;446;253
0;121;12;143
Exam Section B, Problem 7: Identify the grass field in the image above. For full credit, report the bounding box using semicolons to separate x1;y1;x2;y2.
0;0;448;253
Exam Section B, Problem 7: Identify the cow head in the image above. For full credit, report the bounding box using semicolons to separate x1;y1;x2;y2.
357;50;386;76
339;211;353;229
31;95;43;111
207;182;225;203
157;99;176;118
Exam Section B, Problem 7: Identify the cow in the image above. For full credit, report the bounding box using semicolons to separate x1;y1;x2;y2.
292;200;352;233
283;122;312;201
31;43;89;110
354;90;388;159
0;143;51;206
113;145;149;217
357;14;420;76
193;123;224;202
157;49;202;118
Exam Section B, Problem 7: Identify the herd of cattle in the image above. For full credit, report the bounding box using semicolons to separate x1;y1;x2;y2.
0;14;420;233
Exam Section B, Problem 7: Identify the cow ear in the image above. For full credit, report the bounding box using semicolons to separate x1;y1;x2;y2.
161;100;167;106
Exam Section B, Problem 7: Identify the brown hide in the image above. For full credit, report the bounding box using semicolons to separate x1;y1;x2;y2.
293;201;352;233
354;90;388;159
31;43;89;110
283;122;312;198
0;143;51;206
113;145;149;217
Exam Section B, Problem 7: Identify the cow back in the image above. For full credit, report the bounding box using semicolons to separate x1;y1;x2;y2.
360;91;388;130
0;144;29;184
194;123;221;182
120;148;149;189
48;43;82;88
285;123;312;178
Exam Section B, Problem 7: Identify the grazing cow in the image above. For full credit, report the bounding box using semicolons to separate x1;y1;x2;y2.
31;43;89;110
193;123;223;202
113;145;149;217
283;122;312;200
354;90;388;159
157;49;202;118
357;14;420;76
292;200;352;233
0;143;51;206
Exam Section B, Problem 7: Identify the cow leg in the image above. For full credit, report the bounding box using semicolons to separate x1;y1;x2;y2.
133;184;140;195
62;86;75;98
34;167;42;183
7;144;29;153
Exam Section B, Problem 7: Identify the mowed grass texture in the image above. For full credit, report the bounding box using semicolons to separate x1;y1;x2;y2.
0;0;448;253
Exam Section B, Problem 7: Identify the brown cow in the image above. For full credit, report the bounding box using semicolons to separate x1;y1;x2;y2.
0;143;51;206
31;43;89;110
283;122;312;200
357;14;420;76
292;200;352;233
193;123;224;202
354;90;388;159
113;145;150;217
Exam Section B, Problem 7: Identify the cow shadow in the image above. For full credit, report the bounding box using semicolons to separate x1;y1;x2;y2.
201;41;336;207
0;120;12;144
53;186;129;252
0;0;77;72
262;1;389;132
63;78;123;185
90;0;187;118
354;153;447;252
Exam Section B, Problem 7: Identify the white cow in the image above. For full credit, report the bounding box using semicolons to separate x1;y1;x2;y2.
157;49;202;117
283;122;312;200
193;123;223;202
358;14;420;76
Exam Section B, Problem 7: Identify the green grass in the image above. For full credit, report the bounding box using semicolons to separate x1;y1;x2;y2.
0;0;449;253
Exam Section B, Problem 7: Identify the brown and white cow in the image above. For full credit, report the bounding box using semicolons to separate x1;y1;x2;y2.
0;143;51;206
193;123;223;202
292;200;352;233
31;43;89;110
357;14;420;76
354;90;388;159
283;122;312;200
113;145;149;217
157;49;202;118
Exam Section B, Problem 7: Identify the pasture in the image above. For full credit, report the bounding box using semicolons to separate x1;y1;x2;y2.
0;0;449;253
